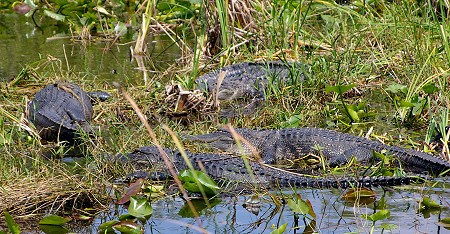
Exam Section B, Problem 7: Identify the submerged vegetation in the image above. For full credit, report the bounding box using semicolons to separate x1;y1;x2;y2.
0;0;450;232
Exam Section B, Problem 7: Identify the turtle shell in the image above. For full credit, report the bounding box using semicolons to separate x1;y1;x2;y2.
28;82;94;142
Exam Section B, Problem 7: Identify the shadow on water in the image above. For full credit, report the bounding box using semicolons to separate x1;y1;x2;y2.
0;14;182;83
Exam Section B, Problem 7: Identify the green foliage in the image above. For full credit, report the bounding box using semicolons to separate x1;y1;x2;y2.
386;81;440;125
270;223;288;234
420;196;442;209
38;214;71;234
325;84;369;123
39;214;71;225
436;217;450;228
4;211;20;234
99;196;152;233
362;209;390;222
127;196;153;219
287;195;316;219
178;169;221;195
178;198;221;217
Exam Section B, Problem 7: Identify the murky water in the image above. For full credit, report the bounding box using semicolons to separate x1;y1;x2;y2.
81;185;450;233
0;13;182;83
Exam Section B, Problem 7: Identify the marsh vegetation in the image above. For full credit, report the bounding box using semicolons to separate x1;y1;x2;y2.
0;0;450;233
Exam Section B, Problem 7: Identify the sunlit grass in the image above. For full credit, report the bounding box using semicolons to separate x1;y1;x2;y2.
0;1;449;232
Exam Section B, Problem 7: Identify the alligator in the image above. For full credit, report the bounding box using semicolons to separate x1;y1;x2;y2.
195;61;311;101
119;146;419;189
187;127;450;176
28;82;110;142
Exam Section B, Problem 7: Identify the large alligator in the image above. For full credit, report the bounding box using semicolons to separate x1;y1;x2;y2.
188;127;450;176
119;146;419;189
28;82;110;142
195;61;311;101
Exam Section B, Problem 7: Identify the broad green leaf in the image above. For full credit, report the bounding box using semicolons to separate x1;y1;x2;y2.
97;220;119;233
346;106;360;122
386;83;407;93
39;224;69;233
119;213;136;221
43;10;66;21
378;223;398;230
270;223;288;234
4;211;20;234
94;6;111;16
421;196;441;209
363;209;390;221
128;196;153;219
178;198;221;218
325;84;355;95
436;217;450;228
179;170;221;195
287;198;309;215
399;100;415;108
39;214;71;225
281;115;302;128
342;188;377;199
422;83;439;94
112;221;142;234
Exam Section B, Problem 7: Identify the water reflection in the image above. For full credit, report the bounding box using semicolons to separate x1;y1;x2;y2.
0;13;182;84
87;186;450;233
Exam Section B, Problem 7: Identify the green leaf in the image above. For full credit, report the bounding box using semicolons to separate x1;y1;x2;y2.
342;188;377;199
422;83;439;94
386;83;407;93
39;224;69;234
399;100;415;107
4;211;20;234
325;84;355;95
346;106;360;122
178;198;221;218
112;221;143;234
94;6;111;16
281;115;302;128
436;217;450;228
179;169;221;195
421;196;441;209
378;223;398;230
97;220;119;233
118;213;136;222
43;10;66;21
363;210;390;221
39;214;71;225
287;198;309;215
128;196;153;219
270;223;288;234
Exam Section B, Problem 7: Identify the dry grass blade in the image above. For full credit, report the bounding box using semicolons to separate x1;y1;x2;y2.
213;71;227;108
115;83;207;233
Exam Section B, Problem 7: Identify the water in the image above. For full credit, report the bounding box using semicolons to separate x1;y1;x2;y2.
0;13;182;84
86;185;450;233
